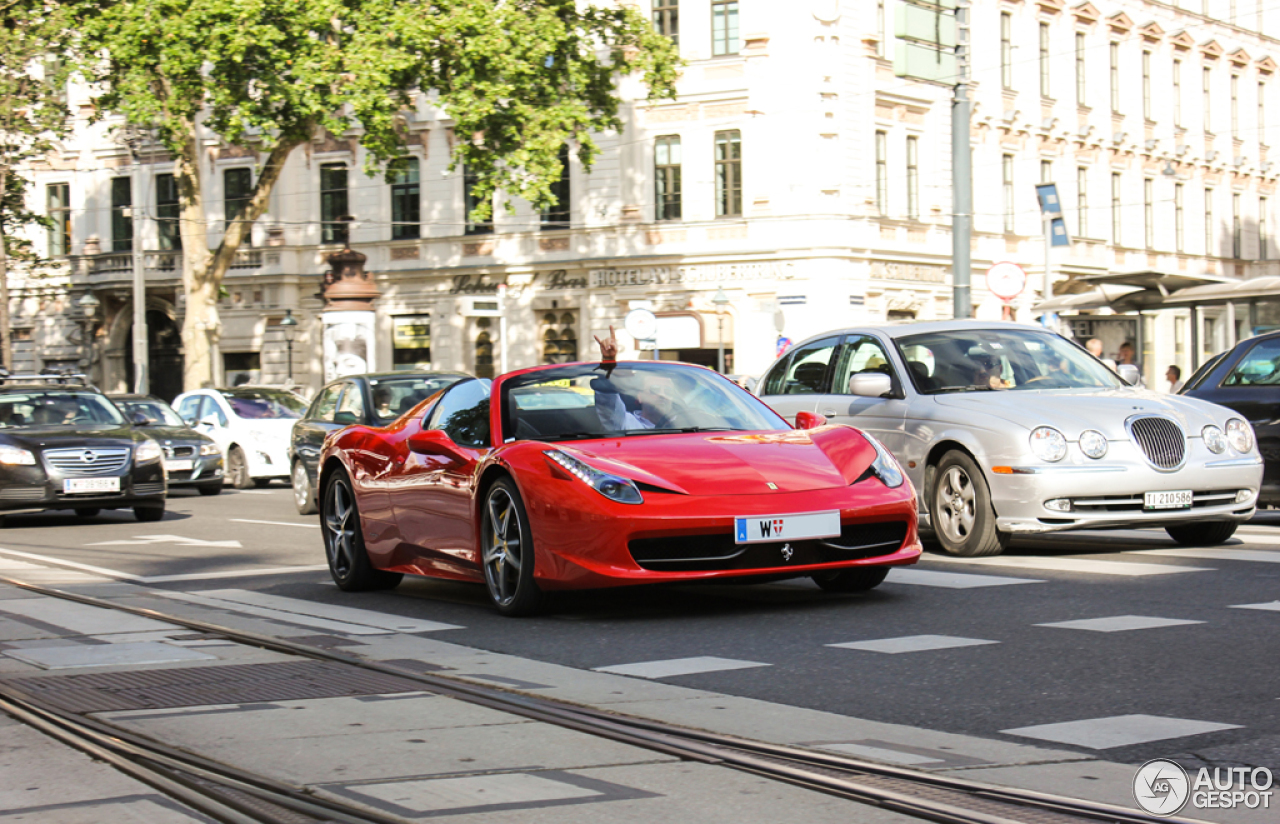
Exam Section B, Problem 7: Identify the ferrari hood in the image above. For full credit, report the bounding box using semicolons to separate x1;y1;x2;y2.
564;426;877;495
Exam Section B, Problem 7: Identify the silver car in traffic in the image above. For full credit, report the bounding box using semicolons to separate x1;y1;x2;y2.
757;320;1262;556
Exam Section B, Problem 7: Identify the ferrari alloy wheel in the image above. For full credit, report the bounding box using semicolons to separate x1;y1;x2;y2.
227;446;253;490
811;567;890;592
322;471;402;592
292;461;317;515
1165;520;1238;546
481;478;544;616
932;451;1008;557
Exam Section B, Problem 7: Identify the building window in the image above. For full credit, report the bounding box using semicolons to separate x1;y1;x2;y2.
1152;176;1162;248
223;352;261;387
1261;197;1269;261
1173;59;1182;127
111;177;132;253
320;163;349;245
711;0;738;57
1233;192;1242;258
47;183;70;257
715;129;742;217
1040;23;1051;97
1175;183;1184;253
1109;42;1120;113
653;0;678;45
1260;82;1267;145
1203;67;1212;131
1231;74;1240;138
1142;51;1152;120
473;319;495;379
1040;160;1053;184
655;135;682;221
875;131;888;215
1001;13;1013;89
540;311;579;364
1075;32;1087;105
1205;187;1214;256
1003;154;1015;234
463;165;493;236
1111;172;1122;245
224;167;252;236
1076;166;1088;238
541;144;571;230
392;315;431;369
155;173;181;251
906;136;919;220
389;157;420;240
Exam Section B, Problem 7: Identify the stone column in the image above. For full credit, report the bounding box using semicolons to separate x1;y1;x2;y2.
320;247;380;382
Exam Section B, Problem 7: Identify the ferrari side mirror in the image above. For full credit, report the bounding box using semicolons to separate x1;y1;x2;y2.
795;410;827;430
408;429;458;456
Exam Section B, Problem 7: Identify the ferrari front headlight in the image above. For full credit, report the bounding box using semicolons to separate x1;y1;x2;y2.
1029;426;1067;462
135;439;162;464
545;449;643;505
0;445;36;465
1226;418;1254;453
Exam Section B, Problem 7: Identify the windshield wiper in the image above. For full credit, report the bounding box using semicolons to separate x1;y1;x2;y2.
931;385;994;393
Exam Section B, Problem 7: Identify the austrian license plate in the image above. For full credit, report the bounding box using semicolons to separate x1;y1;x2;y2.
63;477;120;495
735;510;841;545
166;459;194;472
1144;490;1193;510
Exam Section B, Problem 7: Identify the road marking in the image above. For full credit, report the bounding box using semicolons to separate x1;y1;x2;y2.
350;774;602;812
154;590;399;636
813;742;944;766
827;635;999;654
0;598;179;634
0;547;137;581
6;642;216;670
928;555;1213;576
191;589;462;633
0;547;327;584
1131;547;1280;563
231;519;321;529
1002;714;1240;749
887;568;1045;588
1035;615;1204;632
88;534;243;548
593;656;769;679
1231;601;1280;612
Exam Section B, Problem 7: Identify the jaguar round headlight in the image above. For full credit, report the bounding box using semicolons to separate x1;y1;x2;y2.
1029;426;1067;462
1078;430;1108;459
1226;418;1254;453
135;439;162;464
1202;425;1227;454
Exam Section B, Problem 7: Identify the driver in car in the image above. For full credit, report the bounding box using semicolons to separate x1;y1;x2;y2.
591;326;685;430
968;349;1010;390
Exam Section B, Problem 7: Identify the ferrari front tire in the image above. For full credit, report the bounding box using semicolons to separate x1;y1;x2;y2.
481;478;544;617
322;471;402;592
931;451;1009;557
811;567;890;592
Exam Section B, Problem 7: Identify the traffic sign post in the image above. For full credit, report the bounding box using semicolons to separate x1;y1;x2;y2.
624;308;658;359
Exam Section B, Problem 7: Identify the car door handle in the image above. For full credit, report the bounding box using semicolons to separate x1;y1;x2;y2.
821;410;838;417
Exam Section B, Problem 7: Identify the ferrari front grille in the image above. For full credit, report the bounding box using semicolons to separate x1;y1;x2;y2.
44;447;131;476
1128;415;1186;470
629;521;909;572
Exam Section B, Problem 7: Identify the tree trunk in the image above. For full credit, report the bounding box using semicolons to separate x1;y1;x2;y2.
176;122;303;391
0;166;11;372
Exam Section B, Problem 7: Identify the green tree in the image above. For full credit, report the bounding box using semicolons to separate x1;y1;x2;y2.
0;0;71;370
74;0;679;390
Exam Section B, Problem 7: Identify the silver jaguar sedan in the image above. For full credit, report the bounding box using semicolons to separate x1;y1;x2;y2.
757;320;1262;557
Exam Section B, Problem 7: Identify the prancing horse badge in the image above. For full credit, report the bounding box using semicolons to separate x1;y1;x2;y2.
780;543;794;561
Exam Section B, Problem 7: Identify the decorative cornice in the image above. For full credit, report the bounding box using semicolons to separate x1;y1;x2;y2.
1168;30;1195;52
1229;48;1252;68
1071;2;1100;24
1138;21;1164;43
1201;39;1224;60
1257;56;1277;75
1106;11;1134;34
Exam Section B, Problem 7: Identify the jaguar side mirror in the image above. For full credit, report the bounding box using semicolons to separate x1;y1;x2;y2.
1117;364;1142;386
848;372;893;398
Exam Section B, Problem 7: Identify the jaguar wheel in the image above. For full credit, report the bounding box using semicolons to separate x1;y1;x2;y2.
322;470;402;592
811;567;890;592
227;446;253;490
931;451;1009;557
1165;521;1238;546
292;461;317;515
481;477;544;617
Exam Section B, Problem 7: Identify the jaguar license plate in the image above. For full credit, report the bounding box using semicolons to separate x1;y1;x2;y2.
63;477;120;495
1144;490;1192;510
166;459;194;472
735;510;840;545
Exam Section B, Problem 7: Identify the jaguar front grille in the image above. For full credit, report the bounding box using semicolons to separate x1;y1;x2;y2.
1127;416;1186;470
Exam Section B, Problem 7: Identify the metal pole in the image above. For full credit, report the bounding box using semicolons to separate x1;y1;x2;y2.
497;284;508;374
130;153;149;394
951;0;972;319
1043;212;1052;303
717;316;725;373
286;340;293;381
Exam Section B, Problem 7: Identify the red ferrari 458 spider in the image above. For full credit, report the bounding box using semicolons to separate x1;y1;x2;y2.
317;360;921;615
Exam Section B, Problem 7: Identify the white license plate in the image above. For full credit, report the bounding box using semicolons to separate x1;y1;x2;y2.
1144;489;1193;510
166;459;194;472
735;510;841;544
63;477;120;494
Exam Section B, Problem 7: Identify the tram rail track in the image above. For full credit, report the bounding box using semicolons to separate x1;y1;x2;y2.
0;574;1216;824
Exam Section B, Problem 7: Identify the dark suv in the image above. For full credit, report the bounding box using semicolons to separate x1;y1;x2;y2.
0;372;167;523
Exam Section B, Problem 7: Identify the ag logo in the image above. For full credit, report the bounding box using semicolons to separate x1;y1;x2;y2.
1133;759;1190;816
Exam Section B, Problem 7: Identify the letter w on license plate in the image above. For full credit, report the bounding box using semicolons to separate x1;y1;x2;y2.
735;511;840;544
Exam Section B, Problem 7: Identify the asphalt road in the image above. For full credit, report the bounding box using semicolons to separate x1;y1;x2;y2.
1;482;1276;775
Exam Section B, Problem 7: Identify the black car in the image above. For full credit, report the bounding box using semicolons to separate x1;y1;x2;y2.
289;371;468;514
109;394;225;496
1181;330;1280;506
0;374;166;523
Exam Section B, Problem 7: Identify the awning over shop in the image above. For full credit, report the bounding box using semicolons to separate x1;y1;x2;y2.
1032;285;1144;313
1033;270;1236;314
1155;275;1280;306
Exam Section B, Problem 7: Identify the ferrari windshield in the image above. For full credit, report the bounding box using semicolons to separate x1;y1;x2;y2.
897;328;1127;394
502;362;786;441
0;391;126;428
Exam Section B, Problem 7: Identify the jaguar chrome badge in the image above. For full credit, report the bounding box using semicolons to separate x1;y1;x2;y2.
780;543;794;561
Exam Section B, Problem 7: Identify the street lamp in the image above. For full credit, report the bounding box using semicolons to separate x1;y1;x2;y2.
712;287;730;373
77;292;101;369
279;309;298;382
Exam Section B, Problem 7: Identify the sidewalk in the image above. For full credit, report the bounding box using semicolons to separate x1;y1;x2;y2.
0;564;1263;823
